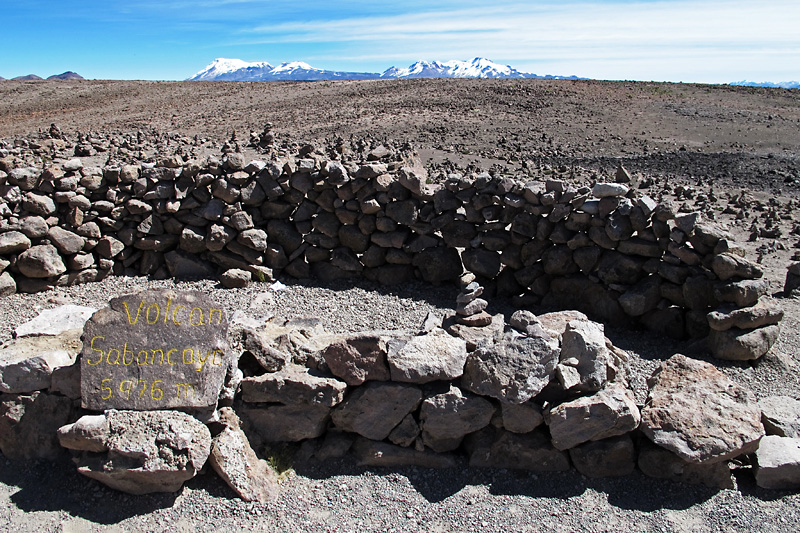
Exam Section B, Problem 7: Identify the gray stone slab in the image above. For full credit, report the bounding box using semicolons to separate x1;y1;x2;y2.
80;290;230;411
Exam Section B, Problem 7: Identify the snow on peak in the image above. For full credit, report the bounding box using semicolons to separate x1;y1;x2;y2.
190;58;272;80
380;57;525;79
272;61;317;73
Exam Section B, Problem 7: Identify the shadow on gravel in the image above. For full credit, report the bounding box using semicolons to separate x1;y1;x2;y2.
0;455;178;524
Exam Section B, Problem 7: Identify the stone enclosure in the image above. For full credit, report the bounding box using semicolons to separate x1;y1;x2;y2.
0;132;798;499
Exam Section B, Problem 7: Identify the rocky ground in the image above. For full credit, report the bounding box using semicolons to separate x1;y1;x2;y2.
1;78;800;531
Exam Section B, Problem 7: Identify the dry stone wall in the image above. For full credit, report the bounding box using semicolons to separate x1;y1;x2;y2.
0;140;781;360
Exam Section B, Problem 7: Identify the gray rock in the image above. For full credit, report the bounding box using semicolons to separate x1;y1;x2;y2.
96;235;125;258
0;272;16;296
637;439;734;489
546;385;641;450
240;364;347;407
466;427;570;471
80;290;230;411
220;268;251;288
463;330;559;404
321;334;391;386
501;401;544;433
714;278;770;307
386;329;468;383
558;319;608;393
707;302;784;331
388;414;421;447
16;244;67;278
420;385;495;452
48;226;85;255
14;304;97;337
592;183;629;198
58;410;211;495
19;216;49;238
640;354;763;464
209;407;279;502
22;192;57;216
711;252;763;281
412;247;463;283
759;396;800;438
569;435;636;478
241;403;331;442
508;310;540;334
754;435;800;489
456;298;488;316
50;360;81;399
0;230;31;254
0;329;82;393
352;437;457;469
165;249;217;279
331;382;422;440
240;327;290;372
707;324;780;361
0;391;75;460
461;248;501;278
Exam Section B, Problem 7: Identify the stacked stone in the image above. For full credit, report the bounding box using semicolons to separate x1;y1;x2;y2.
0;131;783;355
455;281;491;327
4;302;799;494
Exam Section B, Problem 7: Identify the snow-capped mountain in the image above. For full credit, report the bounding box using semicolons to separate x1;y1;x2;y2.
188;57;580;82
381;58;529;79
730;80;799;89
188;58;377;81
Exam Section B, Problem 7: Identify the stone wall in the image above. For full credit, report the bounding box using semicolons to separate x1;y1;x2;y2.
5;302;793;498
0;140;780;359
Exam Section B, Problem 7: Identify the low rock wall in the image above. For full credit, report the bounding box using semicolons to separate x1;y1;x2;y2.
0;139;781;359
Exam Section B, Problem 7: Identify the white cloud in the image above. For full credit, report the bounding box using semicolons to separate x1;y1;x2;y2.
235;0;799;82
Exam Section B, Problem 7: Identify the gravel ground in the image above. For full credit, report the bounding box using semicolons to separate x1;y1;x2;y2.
2;274;800;532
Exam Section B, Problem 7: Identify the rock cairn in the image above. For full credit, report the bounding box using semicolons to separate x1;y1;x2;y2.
455;281;491;327
3;302;800;497
0;129;783;363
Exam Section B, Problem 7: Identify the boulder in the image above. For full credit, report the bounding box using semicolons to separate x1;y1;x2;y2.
466;427;570;471
48;227;85;255
637;439;734;489
0;391;75;460
419;385;495;452
321;334;391;386
0;230;31;254
569;435;636;478
240;403;330;442
13;304;97;337
707;303;783;331
759;396;800;438
0;329;81;393
331;382;422;441
557;319;608;393
209;408;279;502
754;436;800;489
164;250;217;279
714;278;770;308
711;253;763;281
386;329;468;383
58;410;211;494
412;247;464;283
352;437;457;469
640;354;763;464
220;268;251;288
501;401;544;434
240;364;347;407
707;324;780;361
16;244;67;278
546;385;641;450
461;248;501;278
462;330;559;404
592;183;628;198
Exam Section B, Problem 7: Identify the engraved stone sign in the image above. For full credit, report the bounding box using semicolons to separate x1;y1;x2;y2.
80;290;230;411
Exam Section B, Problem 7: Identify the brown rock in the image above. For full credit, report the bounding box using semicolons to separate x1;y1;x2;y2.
321;334;390;386
640;354;764;464
0;391;75;460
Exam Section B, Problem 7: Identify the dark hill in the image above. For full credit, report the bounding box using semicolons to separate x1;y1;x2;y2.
47;71;84;80
12;74;43;81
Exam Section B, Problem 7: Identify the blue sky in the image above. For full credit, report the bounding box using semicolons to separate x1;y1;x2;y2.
1;0;797;82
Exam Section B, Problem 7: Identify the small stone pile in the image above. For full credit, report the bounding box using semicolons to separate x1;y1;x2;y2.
455;281;491;327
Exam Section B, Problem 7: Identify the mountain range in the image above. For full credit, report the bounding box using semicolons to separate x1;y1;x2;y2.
730;80;800;89
0;71;85;81
188;57;581;82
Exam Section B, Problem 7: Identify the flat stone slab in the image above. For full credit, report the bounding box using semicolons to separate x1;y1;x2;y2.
81;290;231;411
0;330;82;394
754;436;800;490
14;305;98;338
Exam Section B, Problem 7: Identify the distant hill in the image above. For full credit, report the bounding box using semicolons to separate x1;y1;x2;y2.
12;74;43;81
0;76;5;81
730;80;799;89
189;57;581;82
47;71;84;80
